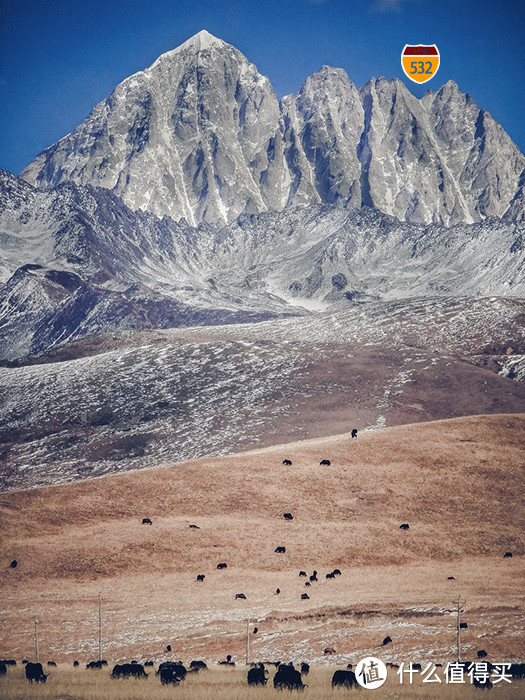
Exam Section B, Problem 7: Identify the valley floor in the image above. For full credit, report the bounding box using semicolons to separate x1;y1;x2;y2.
0;414;524;666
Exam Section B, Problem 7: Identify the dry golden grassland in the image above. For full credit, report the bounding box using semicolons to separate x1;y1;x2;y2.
0;414;524;666
0;664;524;700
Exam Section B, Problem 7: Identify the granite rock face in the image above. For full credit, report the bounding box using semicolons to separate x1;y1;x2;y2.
21;31;524;226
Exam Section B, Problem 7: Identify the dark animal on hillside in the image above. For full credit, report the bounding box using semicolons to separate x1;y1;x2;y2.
332;569;341;576
9;560;17;568
157;661;184;674
247;663;267;686
282;459;292;466
25;662;48;683
22;660;29;664
86;660;106;669
447;576;456;580
324;647;336;655
235;593;246;599
503;552;513;558
275;588;280;594
310;570;318;582
460;622;468;629
253;627;258;634
509;663;525;678
111;662;148;679
166;645;171;651
217;563;227;569
196;574;205;582
304;582;311;587
159;662;187;684
473;677;493;690
332;669;358;688
0;663;6;676
144;661;154;666
218;655;235;666
301;662;310;675
283;513;293;520
1;660;16;665
326;572;335;579
275;546;286;553
299;571;307;577
301;593;310;600
47;661;57;666
351;429;358;438
477;650;488;658
383;636;392;645
274;664;306;691
189;524;200;529
320;459;331;466
190;660;207;671
400;523;410;530
142;518;152;525
73;661;79;667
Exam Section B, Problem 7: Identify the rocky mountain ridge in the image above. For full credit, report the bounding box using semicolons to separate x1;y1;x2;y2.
20;30;525;227
1;168;524;361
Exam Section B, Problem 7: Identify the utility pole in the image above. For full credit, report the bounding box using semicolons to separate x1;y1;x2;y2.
33;616;39;662
98;593;102;661
453;596;466;661
246;619;250;666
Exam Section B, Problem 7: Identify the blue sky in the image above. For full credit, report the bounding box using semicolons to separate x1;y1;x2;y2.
1;0;524;175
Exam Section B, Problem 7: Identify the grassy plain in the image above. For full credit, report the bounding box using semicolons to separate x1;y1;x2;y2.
1;414;524;666
0;664;524;700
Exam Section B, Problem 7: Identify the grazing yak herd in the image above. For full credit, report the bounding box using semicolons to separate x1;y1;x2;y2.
3;658;523;689
4;442;520;691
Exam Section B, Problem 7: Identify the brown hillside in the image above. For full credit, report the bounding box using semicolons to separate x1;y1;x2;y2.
0;414;524;664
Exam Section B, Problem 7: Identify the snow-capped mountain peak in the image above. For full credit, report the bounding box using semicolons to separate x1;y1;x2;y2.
173;29;226;53
20;32;525;226
150;29;231;67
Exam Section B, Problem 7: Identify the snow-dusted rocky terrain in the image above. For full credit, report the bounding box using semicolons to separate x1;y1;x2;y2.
21;31;525;227
1;296;524;490
1;31;525;491
1;169;524;361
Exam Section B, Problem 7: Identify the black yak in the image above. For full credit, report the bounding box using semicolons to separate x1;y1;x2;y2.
332;669;358;688
25;662;48;683
274;664;305;690
247;663;267;686
111;662;148;679
159;662;187;684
